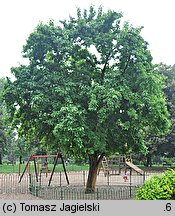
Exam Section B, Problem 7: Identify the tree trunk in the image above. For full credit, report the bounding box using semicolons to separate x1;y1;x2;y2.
85;154;103;193
146;154;152;167
19;155;22;164
0;153;2;165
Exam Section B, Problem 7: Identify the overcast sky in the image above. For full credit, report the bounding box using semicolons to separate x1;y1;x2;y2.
0;0;175;79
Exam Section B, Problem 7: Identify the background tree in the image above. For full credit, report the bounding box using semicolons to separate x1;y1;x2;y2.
4;6;170;192
134;64;175;166
0;78;8;164
0;78;38;164
156;64;175;158
10;137;39;164
0;78;7;164
0;78;20;164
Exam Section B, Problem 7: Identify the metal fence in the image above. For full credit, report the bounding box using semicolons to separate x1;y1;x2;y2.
29;185;139;200
0;173;29;194
29;170;163;187
0;170;163;200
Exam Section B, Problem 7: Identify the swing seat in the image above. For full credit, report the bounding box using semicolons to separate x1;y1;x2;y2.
40;165;50;172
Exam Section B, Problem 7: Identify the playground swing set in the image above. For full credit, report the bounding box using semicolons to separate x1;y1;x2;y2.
18;152;143;186
18;153;69;186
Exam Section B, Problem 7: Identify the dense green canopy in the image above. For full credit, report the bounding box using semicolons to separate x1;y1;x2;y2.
4;6;170;191
4;6;170;156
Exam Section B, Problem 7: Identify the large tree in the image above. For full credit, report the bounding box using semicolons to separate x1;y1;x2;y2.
4;6;170;192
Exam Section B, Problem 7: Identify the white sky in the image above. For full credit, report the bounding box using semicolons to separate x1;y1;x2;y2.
0;0;175;79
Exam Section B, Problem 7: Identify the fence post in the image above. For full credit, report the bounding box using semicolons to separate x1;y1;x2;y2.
29;174;32;193
35;186;39;197
39;172;41;188
143;171;146;184
107;173;110;186
29;174;35;195
96;188;99;200
60;187;63;200
129;168;132;198
83;171;86;186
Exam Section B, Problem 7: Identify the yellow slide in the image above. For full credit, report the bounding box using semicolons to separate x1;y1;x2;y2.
125;161;144;175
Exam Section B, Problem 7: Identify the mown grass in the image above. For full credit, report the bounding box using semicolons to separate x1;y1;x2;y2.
0;162;169;174
0;163;89;174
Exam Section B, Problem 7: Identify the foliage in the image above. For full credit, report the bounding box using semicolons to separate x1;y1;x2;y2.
4;7;170;155
134;64;175;166
3;6;170;190
136;169;175;199
0;78;6;143
141;64;175;166
0;78;8;164
156;64;175;157
0;78;38;162
161;157;175;165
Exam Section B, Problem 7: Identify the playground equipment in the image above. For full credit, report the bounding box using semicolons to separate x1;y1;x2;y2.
19;153;69;186
125;161;143;175
102;155;126;176
101;155;143;176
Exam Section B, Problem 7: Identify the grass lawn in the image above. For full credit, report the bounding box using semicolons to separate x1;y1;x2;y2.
139;165;174;172
0;162;171;174
0;163;89;174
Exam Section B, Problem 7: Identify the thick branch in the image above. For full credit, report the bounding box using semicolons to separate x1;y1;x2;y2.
101;53;111;82
97;154;105;167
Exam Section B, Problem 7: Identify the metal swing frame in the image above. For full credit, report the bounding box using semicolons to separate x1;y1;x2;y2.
19;153;69;186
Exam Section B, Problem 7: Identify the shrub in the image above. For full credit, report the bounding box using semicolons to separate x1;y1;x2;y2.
2;159;9;165
161;157;175;165
136;169;175;200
